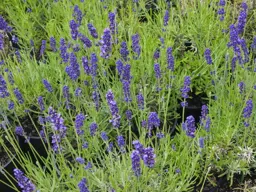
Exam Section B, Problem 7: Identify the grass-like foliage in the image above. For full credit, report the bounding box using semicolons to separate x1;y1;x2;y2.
0;0;256;191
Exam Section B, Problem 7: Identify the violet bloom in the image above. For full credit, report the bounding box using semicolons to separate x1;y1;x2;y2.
76;157;85;164
0;75;10;98
238;81;245;94
12;35;18;44
204;48;213;64
142;147;156;168
107;142;114;152
153;49;160;60
243;99;253;119
48;107;67;152
100;28;112;59
218;8;225;21
78;33;92;48
15;50;22;63
200;105;208;122
117;135;125;152
60;38;69;63
154;63;161;79
131;150;141;177
8;100;14;110
87;23;98;39
15;126;24;136
89;122;98;136
240;38;249;63
92;90;100;111
121;64;131;82
14;88;24;104
106;90;121;128
39;40;46;57
219;0;225;6
90;53;98;77
132;140;144;155
0;34;4;50
73;5;83;26
122;80;131;102
82;56;90;75
148;112;160;137
50;37;57;52
183;115;196;138
13;168;36;192
167;47;174;71
75;87;82;97
101;131;108;141
236;2;247;35
0;16;12;32
108;12;118;35
42;79;53;93
125;110;132;121
73;44;80;52
181;76;191;99
78;178;90;192
163;10;170;26
228;25;241;60
132;33;141;59
65;52;80;81
116;59;123;76
199;137;204;148
75;113;85;135
137;93;144;110
156;132;164;139
70;20;79;40
120;41;129;61
37;96;45;111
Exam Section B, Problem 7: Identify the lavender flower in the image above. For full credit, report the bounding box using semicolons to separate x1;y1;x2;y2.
183;115;196;138
160;37;165;48
125;110;132;121
120;41;129;61
228;24;241;59
89;122;98;136
116;59;123;76
122;80;131;102
60;38;69;63
75;113;85;135
75;87;82;97
154;63;161;79
13;168;36;192
48;107;67;152
204;48;213;64
12;35;18;44
101;131;108;141
238;81;245;94
87;23;98;39
73;5;83;26
200;105;208;122
84;162;92;170
107;142;114;152
82;56;90;75
131;150;141;177
37;96;45;111
137;93;144;110
42;79;53;93
181;76;191;99
8;100;14;110
76;157;85;164
0;16;12;32
15;50;22;63
236;2;247;35
148;112;160;136
0;34;4;50
240;38;249;63
90;53;98;77
121;64;131;82
39;40;46;57
73;44;80;52
0;75;10;98
132;140;144;155
106;90;121;128
78;33;92;48
92;90;100;111
199;137;204;148
167;47;174;71
50;37;57;52
205;117;211;132
100;28;112;59
142;147;156;168
13;88;24;104
218;8;225;21
108;12;117;35
219;0;225;6
78;178;90;192
163;10;170;26
132;33;141;59
15;126;24;136
65;52;80;81
156;132;164;139
70;20;79;40
243;99;253;119
117;135;125;148
82;142;88;149
153;49;160;60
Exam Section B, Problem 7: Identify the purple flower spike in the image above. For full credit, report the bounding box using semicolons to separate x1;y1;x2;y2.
70;20;79;40
137;93;144;110
75;113;85;135
73;5;83;26
60;38;69;63
236;2;247;35
243;99;253;119
89;122;98;136
101;131;108;141
100;28;112;59
87;23;98;39
154;63;161;79
37;96;45;111
148;112;160;137
13;88;24;104
131;150;141;177
163;10;170;26
13;168;36;192
142;147;156;168
78;178;90;192
108;12;118;36
120;41;129;61
181;76;191;99
106;90;121;128
204;48;213;64
39;40;46;57
199;137;204;148
0;75;10;98
78;33;92;48
132;33;141;59
76;157;85;164
167;47;174;71
42;79;53;93
50;37;57;52
65;52;80;81
15;126;24;136
82;56;90;75
183;115;196;138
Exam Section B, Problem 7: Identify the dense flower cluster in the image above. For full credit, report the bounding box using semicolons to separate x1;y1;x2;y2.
73;5;83;26
13;168;36;192
106;90;121;128
181;76;191;99
65;52;80;81
0;75;10;98
42;79;53;93
120;41;129;61
182;115;196;138
78;178;90;192
87;23;98;39
89;122;98;136
204;48;213;64
100;28;112;59
75;113;85;135
132;33;141;59
50;36;57;52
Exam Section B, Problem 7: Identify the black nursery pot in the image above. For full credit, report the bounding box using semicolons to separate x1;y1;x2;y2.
0;155;20;192
18;135;48;164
